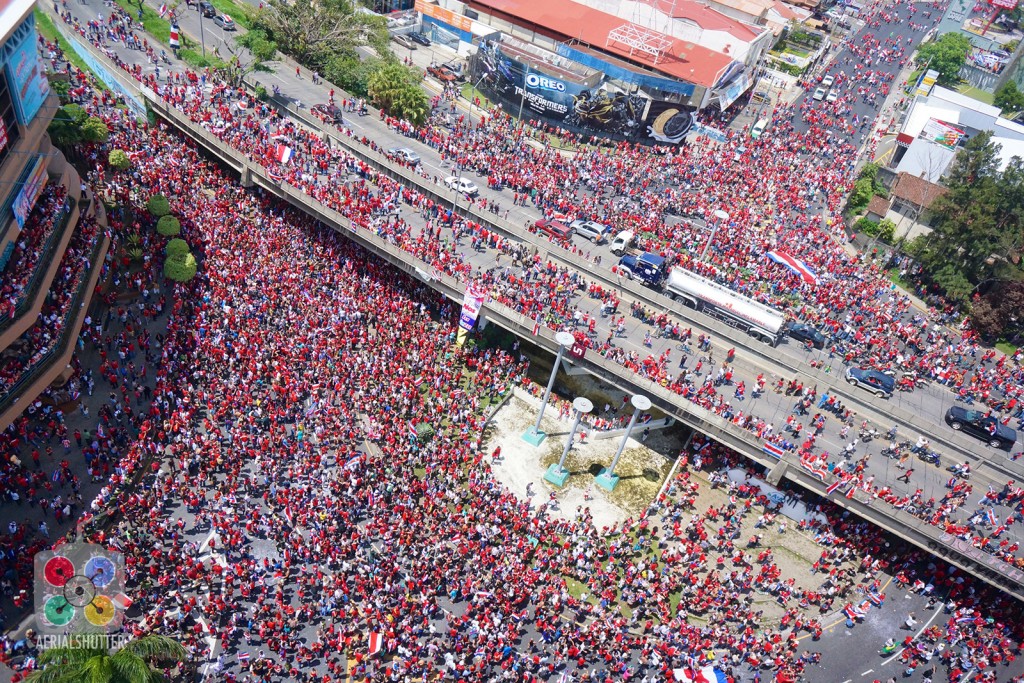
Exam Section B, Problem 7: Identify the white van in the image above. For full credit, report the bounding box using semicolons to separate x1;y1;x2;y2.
751;118;769;139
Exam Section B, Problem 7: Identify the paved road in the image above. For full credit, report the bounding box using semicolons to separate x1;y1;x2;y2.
52;0;1024;584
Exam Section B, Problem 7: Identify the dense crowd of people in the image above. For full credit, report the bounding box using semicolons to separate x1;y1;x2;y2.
0;0;1020;680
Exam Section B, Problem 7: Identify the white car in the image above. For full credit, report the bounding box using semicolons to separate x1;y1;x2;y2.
569;219;609;243
812;87;827;101
821;74;835;88
445;176;479;196
387;147;420;165
826;90;839;103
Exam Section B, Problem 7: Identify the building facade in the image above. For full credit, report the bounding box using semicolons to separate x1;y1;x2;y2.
0;0;109;429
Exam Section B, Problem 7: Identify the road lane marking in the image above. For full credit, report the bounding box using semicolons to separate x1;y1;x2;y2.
861;669;873;675
881;604;944;666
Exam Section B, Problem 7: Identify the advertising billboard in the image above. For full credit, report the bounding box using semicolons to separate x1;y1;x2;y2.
4;33;50;125
12;156;48;228
920;118;966;149
471;39;693;145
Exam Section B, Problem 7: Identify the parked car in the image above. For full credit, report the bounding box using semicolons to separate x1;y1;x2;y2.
427;64;459;82
945;406;1017;450
812;87;827;101
844;367;895;398
213;13;235;30
826;90;839;103
534;219;573;242
444;176;479;196
198;1;216;17
569;219;610;244
788;322;827;349
392;34;417;50
409;32;431;46
387;147;421;165
311;104;344;124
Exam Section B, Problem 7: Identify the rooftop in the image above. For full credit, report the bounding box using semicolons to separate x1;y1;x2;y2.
465;0;737;87
891;171;947;209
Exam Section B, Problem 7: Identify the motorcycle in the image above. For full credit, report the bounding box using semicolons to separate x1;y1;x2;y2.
946;464;971;480
917;450;940;466
859;428;877;442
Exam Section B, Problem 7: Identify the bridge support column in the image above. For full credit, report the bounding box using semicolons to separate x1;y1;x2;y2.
766;460;788;486
240;165;254;188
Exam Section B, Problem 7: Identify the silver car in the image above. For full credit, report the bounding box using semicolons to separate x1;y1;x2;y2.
387;147;420;165
569;219;609;243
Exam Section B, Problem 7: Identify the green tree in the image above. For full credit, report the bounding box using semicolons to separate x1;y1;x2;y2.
220;28;278;86
910;131;1024;298
24;634;187;683
47;103;89;148
995;81;1024;112
252;0;389;67
81;117;110;144
156;215;181;237
108;150;131;171
49;78;71;104
164;252;198;281
165;238;190;257
877;218;896;243
367;63;429;126
916;33;971;85
147;195;171;218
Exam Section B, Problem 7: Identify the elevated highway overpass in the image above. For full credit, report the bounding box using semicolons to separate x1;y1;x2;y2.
67;27;1024;601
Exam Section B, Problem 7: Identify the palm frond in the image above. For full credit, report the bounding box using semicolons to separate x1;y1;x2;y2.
109;653;154;683
118;635;187;662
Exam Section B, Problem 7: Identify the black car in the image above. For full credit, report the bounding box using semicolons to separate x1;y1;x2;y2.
788;322;827;349
944;406;1017;450
409;32;431;46
844;367;895;398
198;1;216;17
311;104;344;124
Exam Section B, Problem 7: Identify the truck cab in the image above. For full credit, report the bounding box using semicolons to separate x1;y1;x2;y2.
617;252;666;288
609;230;635;256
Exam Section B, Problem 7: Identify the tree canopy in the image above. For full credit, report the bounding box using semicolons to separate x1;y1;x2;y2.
908;131;1024;304
220;28;278;87
251;0;390;97
995;80;1024;113
48;104;110;148
24;634;187;683
367;63;430;127
917;33;971;86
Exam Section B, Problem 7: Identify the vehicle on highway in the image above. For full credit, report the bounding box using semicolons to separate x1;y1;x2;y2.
821;74;835;88
534;219;573;243
844;367;895;398
610;230;636;255
213;13;235;29
444;176;479;196
812;87;827;101
387;147;421;165
665;268;786;345
311;104;344;125
617;252;667;287
826;90;839;103
788;322;827;348
427;64;459;82
198;1;216;17
569;219;611;244
944;406;1018;450
392;34;417;50
410;32;431;46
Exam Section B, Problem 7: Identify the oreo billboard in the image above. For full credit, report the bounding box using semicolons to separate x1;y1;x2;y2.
471;39;693;146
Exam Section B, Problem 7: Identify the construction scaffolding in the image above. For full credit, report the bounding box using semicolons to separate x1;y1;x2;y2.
605;23;674;64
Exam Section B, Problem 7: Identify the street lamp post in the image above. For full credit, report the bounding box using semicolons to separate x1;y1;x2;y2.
595;395;651;491
544;397;593;486
523;331;576;446
700;209;730;262
198;9;207;58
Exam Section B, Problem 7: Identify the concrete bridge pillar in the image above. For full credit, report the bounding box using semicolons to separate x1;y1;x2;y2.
766;460;788;486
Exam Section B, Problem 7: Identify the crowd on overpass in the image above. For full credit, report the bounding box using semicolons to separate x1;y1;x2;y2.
40;0;1024;596
3;71;1023;682
0;0;1016;680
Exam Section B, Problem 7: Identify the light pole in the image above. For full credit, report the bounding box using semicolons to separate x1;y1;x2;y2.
595;394;651;491
523;331;576;446
544;397;593;486
468;68;492;126
700;209;730;262
198;9;207;58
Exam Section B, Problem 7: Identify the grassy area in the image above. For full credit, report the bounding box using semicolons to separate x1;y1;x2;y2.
996;340;1019;356
957;83;995;105
35;10;110;89
885;268;914;292
114;0;171;45
204;0;253;29
461;83;491;109
178;47;226;69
